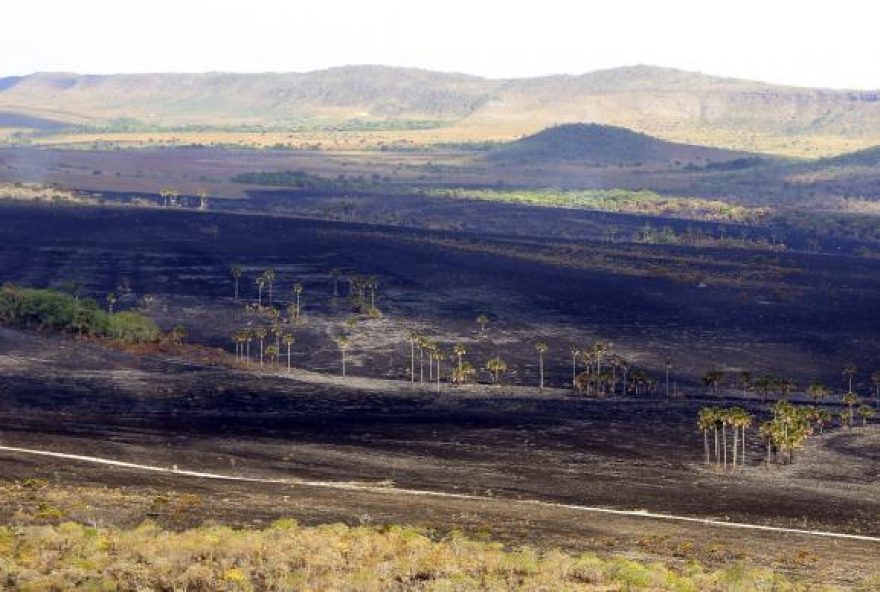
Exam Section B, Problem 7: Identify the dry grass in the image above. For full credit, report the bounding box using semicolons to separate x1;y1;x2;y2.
0;517;849;591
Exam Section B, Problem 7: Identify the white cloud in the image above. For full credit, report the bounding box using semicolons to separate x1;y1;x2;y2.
3;0;878;89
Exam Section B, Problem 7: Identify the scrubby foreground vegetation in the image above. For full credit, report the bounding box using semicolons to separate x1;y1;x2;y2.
0;519;857;591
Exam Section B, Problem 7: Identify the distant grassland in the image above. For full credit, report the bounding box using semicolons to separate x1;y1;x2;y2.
0;518;851;591
17;127;521;152
424;187;771;223
7;126;879;158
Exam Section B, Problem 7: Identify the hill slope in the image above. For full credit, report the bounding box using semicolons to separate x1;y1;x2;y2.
3;65;880;154
485;123;754;166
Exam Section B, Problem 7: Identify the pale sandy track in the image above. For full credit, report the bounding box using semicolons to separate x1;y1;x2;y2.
2;444;879;543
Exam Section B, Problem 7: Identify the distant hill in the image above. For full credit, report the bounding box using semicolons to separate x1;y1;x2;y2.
3;64;880;155
814;145;880;167
485;123;753;167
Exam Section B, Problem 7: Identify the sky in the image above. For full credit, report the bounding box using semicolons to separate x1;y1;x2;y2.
3;0;879;89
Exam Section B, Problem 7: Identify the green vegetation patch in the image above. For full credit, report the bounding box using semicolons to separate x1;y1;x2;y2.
424;187;771;223
0;285;160;343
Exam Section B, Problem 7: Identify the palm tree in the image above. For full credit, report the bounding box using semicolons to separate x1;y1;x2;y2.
265;345;279;368
283;333;294;374
254;327;267;368
697;407;716;466
169;324;187;345
754;375;774;403
197;187;209;210
737;408;753;468
336;336;350;377
534;341;548;390
592;342;608;396
569;345;580;389
664;360;672;400
417;337;426;383
271;322;283;350
842;391;860;428
872;371;880;410
759;420;775;468
738;371;752;398
330;268;341;297
452;361;476;385
407;330;420;383
432;348;443;394
367;276;378;310
291;283;303;318
807;381;829;404
453;343;466;374
232;331;242;359
106;292;117;314
726;407;751;469
486;356;507;384
255;277;266;307
426;342;439;382
858;405;875;426
230;265;243;300
843;363;858;393
244;330;252;363
476;314;489;335
776;378;796;401
814;408;830;436
262;269;276;305
702;370;725;397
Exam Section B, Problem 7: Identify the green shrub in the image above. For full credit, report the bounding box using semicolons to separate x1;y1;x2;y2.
0;284;159;343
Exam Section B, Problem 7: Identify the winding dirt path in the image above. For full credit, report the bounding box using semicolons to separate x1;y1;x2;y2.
2;444;879;544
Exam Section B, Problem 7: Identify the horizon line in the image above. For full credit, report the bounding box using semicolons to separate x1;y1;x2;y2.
3;63;878;93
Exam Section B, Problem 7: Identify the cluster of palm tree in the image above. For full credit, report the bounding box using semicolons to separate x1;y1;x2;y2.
696;406;753;470
159;187;180;208
347;275;381;316
705;364;880;411
758;401;819;466
230;284;300;373
699;396;876;470
405;331;453;391
571;342;656;398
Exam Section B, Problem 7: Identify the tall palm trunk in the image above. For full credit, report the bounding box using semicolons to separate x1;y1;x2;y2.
539;353;544;390
712;425;721;468
410;341;416;383
741;426;746;468
571;354;577;388
732;426;739;469
287;343;291;374
436;360;441;394
714;426;719;468
722;423;728;469
703;429;710;465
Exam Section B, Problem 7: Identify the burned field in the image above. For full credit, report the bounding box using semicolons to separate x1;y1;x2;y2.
1;201;880;584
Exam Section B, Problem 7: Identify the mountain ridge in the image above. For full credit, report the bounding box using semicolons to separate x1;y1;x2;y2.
3;64;880;155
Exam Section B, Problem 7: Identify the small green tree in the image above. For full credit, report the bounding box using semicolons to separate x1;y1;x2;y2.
857;405;875;426
476;314;489;335
486;356;507;384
